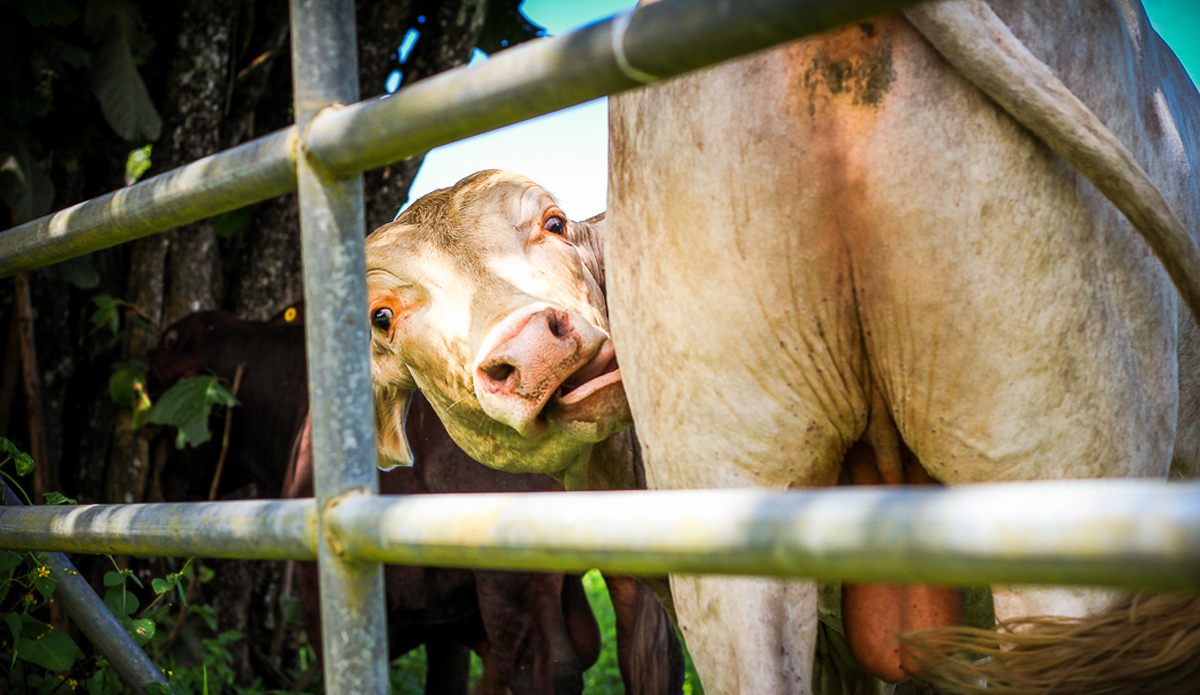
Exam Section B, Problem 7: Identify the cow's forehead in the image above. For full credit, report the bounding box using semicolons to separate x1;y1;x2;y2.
366;171;562;279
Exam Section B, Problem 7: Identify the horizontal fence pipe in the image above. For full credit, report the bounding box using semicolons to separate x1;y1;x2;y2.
326;480;1200;591
305;0;917;178
3;485;165;694
1;483;1197;590
0;499;316;560
0;129;296;278
0;0;916;278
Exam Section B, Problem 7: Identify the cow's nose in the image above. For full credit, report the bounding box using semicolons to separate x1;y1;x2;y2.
474;306;605;437
475;307;576;399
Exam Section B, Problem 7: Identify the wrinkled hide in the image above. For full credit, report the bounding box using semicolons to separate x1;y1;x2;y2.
607;0;1200;693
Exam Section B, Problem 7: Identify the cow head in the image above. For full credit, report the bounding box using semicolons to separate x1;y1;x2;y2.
366;170;631;484
148;311;239;391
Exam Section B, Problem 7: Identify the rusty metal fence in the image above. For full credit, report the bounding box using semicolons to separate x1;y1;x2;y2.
1;0;1198;693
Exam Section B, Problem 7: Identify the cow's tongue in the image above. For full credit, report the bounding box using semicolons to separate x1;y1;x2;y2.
544;340;631;442
556;341;618;402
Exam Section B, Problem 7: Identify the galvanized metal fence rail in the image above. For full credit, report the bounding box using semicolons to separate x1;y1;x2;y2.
1;0;1198;693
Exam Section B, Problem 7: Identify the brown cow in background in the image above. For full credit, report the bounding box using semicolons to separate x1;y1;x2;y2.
149;309;684;694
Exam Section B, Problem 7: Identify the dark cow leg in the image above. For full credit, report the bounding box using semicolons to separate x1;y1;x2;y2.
561;574;601;670
474;570;587;695
605;574;684;695
423;637;471;695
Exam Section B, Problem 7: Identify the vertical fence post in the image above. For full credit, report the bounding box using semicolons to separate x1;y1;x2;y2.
289;1;389;692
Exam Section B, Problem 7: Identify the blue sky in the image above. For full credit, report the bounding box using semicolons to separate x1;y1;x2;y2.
404;0;1200;222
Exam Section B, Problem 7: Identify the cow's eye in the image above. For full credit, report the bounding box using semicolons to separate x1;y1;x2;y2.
162;330;178;350
543;215;565;236
372;307;393;331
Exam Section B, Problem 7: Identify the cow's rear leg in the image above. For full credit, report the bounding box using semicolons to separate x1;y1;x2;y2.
672;576;818;694
840;441;964;683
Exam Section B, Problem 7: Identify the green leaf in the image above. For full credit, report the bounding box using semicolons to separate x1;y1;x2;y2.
151;577;175;595
129;316;160;337
213;206;252;238
216;630;243;645
15;630;81;671
34;33;91;69
109;362;149;409
0;550;23;573
5;612;21;641
43;491;76;505
0;551;20;605
32;572;55;599
149;376;240;449
0;129;56;224
19;612;52;638
103;570;126;586
0;436;35;475
125;144;151;182
10;0;81;27
193;603;218;632
51;255;101;290
86;1;161;142
15;451;35;476
120;615;155;646
280;595;303;625
90;294;121;335
104;584;139;616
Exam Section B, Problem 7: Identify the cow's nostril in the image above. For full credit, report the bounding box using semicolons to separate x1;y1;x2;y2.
548;309;571;339
483;362;515;384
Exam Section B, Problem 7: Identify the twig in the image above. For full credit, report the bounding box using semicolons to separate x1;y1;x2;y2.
13;273;48;505
207;363;245;501
13;272;69;634
0;314;22;437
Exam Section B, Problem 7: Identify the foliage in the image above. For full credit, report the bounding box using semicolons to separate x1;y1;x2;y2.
147;377;240;450
88;295;158;345
0;442;85;689
125;145;151;183
0;441;276;695
0;436;37;478
108;362;153;430
82;0;161;143
95;297;240;449
0;0;162;228
0;442;702;694
212;207;251;239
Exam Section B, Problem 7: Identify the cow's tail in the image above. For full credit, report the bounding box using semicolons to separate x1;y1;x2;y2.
896;592;1200;694
905;0;1200;327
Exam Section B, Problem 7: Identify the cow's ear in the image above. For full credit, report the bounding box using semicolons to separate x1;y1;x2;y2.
568;213;606;295
375;388;414;469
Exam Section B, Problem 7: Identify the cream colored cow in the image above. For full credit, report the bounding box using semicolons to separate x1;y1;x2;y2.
607;0;1200;692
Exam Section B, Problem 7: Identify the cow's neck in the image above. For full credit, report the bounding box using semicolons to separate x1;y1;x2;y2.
578;427;644;492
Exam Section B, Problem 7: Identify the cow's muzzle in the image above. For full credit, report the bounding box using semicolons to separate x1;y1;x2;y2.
474;305;630;440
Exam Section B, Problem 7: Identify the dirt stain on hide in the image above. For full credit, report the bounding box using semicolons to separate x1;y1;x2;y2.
800;24;895;117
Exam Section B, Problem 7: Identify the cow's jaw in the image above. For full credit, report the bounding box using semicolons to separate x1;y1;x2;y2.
473;304;632;441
